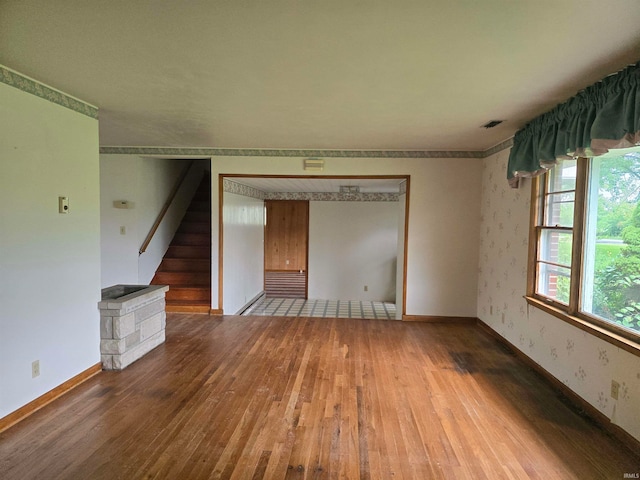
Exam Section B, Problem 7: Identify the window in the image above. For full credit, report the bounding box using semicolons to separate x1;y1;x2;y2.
535;159;576;305
529;153;640;345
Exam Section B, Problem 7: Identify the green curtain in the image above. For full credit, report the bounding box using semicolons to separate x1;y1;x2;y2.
507;61;640;188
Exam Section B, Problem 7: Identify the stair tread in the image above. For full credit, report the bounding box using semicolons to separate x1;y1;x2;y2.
164;251;209;256
158;259;210;262
164;255;211;260
152;272;208;276
152;274;208;279
156;268;211;275
166;300;211;306
154;270;209;273
152;282;210;287
159;265;210;270
165;306;210;314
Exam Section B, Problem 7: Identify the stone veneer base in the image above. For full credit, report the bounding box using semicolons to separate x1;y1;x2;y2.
98;285;169;371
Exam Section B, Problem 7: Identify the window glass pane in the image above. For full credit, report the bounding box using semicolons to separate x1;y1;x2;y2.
537;262;571;304
581;154;640;334
547;159;577;193
539;229;573;266
544;191;575;227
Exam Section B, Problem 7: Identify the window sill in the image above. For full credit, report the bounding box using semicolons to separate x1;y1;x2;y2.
525;296;640;357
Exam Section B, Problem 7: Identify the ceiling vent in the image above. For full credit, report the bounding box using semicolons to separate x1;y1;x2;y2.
481;120;504;129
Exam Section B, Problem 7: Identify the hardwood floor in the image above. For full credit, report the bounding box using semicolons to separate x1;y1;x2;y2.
1;314;638;479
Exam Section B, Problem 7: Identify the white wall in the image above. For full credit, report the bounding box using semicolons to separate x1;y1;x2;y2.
0;80;101;418
100;156;208;287
212;156;483;317
308;201;397;301
477;148;640;442
222;192;265;314
99;156;140;286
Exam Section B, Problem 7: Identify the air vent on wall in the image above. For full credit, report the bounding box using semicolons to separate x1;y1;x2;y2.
481;120;504;129
303;158;324;171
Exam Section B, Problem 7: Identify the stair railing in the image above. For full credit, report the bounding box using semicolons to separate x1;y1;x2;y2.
139;160;195;255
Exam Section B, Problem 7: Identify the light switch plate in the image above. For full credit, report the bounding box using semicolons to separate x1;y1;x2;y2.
58;196;69;214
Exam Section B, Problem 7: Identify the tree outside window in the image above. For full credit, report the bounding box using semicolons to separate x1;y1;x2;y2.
532;153;640;338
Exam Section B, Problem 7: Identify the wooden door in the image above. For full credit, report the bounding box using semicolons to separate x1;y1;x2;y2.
264;200;309;298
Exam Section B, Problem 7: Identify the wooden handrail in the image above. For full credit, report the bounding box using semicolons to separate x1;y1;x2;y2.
139;160;195;255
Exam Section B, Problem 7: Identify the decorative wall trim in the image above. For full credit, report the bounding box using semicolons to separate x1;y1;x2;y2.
223;178;398;202
0;65;98;119
265;192;399;202
223;178;265;200
99;146;495;158
483;137;514;157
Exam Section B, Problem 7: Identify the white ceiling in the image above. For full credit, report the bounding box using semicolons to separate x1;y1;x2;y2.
1;1;639;152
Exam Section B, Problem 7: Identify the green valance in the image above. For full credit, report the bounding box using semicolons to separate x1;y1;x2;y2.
507;61;640;188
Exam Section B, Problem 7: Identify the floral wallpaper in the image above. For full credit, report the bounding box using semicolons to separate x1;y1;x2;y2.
477;149;640;442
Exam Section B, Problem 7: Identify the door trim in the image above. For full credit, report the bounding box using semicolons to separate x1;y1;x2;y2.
218;174;410;315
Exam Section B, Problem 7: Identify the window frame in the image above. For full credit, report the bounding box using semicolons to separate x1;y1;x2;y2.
526;157;640;356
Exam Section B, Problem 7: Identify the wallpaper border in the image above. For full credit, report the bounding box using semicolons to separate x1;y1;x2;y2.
223;178;399;202
223;178;265;200
100;138;514;159
100;146;489;158
0;65;98;119
265;192;399;202
483;137;514;157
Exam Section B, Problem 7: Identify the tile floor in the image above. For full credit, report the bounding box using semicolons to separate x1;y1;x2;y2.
243;297;397;320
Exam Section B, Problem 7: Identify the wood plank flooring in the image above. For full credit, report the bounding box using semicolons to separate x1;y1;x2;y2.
1;314;638;479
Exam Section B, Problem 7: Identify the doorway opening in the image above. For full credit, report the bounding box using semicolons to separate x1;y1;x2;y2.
264;199;309;298
219;175;410;319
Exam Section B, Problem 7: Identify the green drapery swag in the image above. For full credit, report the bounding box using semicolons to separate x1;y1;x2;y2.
507;61;640;188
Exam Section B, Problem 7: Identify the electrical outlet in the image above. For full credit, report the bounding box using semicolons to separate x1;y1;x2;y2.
611;380;620;400
32;360;40;378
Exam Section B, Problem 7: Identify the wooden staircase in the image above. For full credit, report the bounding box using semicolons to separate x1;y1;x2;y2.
151;176;211;313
